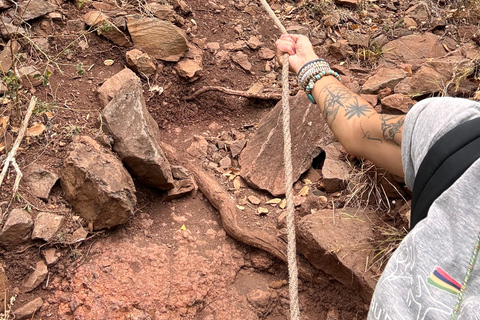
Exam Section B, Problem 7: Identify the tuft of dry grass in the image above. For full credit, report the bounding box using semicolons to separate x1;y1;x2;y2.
369;225;407;271
0;295;15;320
344;160;392;213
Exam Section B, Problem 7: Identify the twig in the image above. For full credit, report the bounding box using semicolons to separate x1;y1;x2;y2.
0;96;37;189
185;86;282;101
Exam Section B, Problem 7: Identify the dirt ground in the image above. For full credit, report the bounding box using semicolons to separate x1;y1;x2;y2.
3;0;479;318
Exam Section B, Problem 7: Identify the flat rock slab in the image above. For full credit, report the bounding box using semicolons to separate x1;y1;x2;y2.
240;92;334;196
23;164;59;200
14;297;43;320
0;209;33;248
18;0;57;21
297;208;379;302
361;67;407;94
102;76;174;190
61;136;136;230
22;260;48;292
127;16;188;62
394;66;446;96
382;33;447;65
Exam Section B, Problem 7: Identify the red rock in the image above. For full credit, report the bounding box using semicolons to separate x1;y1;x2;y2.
246;36;263;50
297;208;378;302
102;76;175;190
360;94;378;107
22;261;48;292
321;159;350;193
381;93;416;113
382;33;447;64
231;52;252;71
165;179;195;201
23;164;58;201
258;47;275;60
394;66;446;96
83;10;131;47
13;297;43;320
127;16;188;62
97;68;141;108
31;212;64;242
362;67;408;94
187;135;209;158
240;92;335;196
326;40;353;60
61;136;136;230
0;209;33;248
334;0;361;6
174;59;202;79
125;49;156;77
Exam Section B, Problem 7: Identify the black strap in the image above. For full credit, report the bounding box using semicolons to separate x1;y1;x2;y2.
411;117;480;230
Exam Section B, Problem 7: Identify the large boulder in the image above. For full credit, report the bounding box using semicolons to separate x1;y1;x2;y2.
297;208;378;302
127;16;188;62
102;76;175;190
0;209;33;248
61;136;136;230
382;33;447;65
239;92;335;196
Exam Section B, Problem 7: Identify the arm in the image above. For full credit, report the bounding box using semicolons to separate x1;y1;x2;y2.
276;35;405;177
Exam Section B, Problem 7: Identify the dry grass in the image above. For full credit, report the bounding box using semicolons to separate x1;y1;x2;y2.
369;225;407;271
0;295;15;320
344;160;392;213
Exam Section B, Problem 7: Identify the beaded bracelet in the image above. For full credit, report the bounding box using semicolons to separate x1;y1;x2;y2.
305;70;342;104
297;59;330;89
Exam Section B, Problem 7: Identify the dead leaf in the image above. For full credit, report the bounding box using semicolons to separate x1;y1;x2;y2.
297;186;310;197
104;59;114;66
236;205;245;211
404;65;413;77
266;198;282;205
442;43;450;52
303;178;312;185
26;123;46;137
257;207;269;215
319;196;328;203
233;176;248;190
279;199;286;209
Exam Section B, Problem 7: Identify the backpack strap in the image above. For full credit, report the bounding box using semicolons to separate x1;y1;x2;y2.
411;117;480;230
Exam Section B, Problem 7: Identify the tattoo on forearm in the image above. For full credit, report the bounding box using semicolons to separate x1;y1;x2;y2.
345;96;373;119
321;84;351;124
360;117;383;143
379;115;405;146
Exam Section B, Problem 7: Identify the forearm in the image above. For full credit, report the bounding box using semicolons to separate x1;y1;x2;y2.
311;76;405;177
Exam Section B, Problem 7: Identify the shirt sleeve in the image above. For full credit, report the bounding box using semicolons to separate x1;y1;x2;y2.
401;97;480;190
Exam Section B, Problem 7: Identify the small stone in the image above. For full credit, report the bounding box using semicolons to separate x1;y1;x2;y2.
71;227;88;242
23;165;59;201
22;260;48;292
258;47;275;60
31;212;64;242
248;195;261;205
187;135;208;158
205;42;220;53
13;297;43;320
171;166;189;180
219;157;232;168
42;248;60;266
230;139;247;158
247;36;263;50
16;66;42;87
126;49;156;77
404;17;417;30
231;52;252;71
165;179;195;201
269;279;287;289
381;93;415;114
174;59;202;79
0;209;33;248
246;289;273;310
322;159;350;193
257;207;269;215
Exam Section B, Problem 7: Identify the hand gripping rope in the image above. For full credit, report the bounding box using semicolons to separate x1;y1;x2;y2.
258;1;300;319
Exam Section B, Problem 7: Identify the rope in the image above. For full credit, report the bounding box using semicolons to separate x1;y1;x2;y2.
258;1;300;319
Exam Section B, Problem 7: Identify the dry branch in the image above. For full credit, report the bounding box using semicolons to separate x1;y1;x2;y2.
0;96;37;191
185;86;282;101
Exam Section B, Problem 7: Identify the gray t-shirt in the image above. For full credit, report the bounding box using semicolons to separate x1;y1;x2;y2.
368;97;480;320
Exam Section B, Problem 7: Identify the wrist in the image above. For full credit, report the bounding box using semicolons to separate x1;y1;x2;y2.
294;54;320;74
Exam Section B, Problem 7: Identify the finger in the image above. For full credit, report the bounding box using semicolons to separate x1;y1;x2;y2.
276;43;296;56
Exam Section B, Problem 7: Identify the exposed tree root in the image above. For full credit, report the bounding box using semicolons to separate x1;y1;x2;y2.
185;86;283;101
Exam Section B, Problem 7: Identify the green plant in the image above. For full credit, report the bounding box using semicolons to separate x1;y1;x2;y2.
77;0;90;9
96;21;113;35
76;62;85;76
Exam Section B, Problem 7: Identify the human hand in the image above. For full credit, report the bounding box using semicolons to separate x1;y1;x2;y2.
275;34;319;74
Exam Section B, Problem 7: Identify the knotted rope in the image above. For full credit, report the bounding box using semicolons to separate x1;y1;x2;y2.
258;1;300;319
